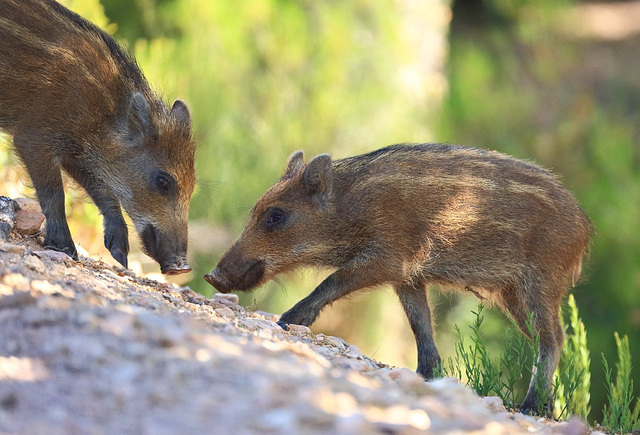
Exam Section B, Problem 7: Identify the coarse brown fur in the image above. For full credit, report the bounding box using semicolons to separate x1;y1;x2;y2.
205;143;592;414
0;0;196;273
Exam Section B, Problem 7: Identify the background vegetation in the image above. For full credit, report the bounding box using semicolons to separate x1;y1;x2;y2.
1;0;638;424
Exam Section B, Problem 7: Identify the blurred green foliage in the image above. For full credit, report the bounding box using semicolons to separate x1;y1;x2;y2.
104;0;434;227
1;0;639;424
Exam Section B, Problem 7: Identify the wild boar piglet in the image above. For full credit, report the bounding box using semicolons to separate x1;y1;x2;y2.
0;0;196;274
205;143;591;413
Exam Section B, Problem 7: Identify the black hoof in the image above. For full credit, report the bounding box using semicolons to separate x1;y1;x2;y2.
519;406;534;416
110;247;128;269
277;320;289;331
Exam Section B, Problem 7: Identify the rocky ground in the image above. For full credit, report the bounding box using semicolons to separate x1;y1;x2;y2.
0;199;594;434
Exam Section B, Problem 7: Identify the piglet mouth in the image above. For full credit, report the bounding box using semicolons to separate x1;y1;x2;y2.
204;259;266;293
141;224;191;275
162;258;192;275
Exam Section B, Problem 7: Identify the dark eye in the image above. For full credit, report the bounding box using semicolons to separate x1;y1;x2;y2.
268;211;282;224
155;173;172;194
264;208;287;230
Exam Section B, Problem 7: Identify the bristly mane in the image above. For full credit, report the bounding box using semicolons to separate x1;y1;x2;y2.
44;0;149;92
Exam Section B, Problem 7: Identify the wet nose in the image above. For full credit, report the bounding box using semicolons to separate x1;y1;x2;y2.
204;269;230;293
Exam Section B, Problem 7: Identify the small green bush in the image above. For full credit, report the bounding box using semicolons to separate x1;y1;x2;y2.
554;294;590;420
601;332;640;434
441;302;587;418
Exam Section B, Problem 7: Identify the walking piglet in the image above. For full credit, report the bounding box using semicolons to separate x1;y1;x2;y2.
205;143;591;413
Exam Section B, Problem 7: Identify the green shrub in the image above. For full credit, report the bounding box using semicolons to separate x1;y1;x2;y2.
554;294;590;420
442;302;588;418
601;332;640;434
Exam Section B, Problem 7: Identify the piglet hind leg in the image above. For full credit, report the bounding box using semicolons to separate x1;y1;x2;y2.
519;315;563;416
502;287;564;415
394;280;441;379
278;263;389;330
14;135;78;259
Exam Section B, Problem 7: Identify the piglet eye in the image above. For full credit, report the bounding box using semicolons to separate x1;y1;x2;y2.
264;208;287;230
155;173;171;194
268;211;282;224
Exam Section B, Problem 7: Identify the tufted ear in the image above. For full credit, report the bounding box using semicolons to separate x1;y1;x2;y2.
281;150;304;180
127;92;151;142
302;154;332;204
171;99;191;129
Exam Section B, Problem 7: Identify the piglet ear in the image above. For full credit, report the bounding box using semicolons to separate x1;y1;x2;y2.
282;150;304;179
127;92;151;142
171;100;191;129
302;154;332;204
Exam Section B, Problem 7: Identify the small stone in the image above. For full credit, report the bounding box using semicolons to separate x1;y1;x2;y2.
389;368;416;381
119;268;136;277
212;293;239;305
64;267;81;278
14;209;45;235
0;243;27;255
388;368;431;395
286;324;312;335
0;197;15;241
214;306;235;319
13;197;41;213
240;318;281;331
255;310;279;321
344;344;364;359
33;250;72;262
22;254;45;271
338;358;374;372
557;416;587;435
481;396;506;413
178;288;201;299
325;335;347;349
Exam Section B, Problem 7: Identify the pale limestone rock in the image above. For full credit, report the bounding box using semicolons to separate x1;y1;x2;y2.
255;310;279;321
286;324;312;335
22;254;45;271
215;306;235;319
33;250;72;262
178;288;201;299
0;217;586;434
0;243;26;255
482;396;507;413
344;344;364;359
239;317;280;331
324;335;348;349
212;292;239;305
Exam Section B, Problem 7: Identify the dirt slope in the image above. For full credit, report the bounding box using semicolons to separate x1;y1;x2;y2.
0;233;589;434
